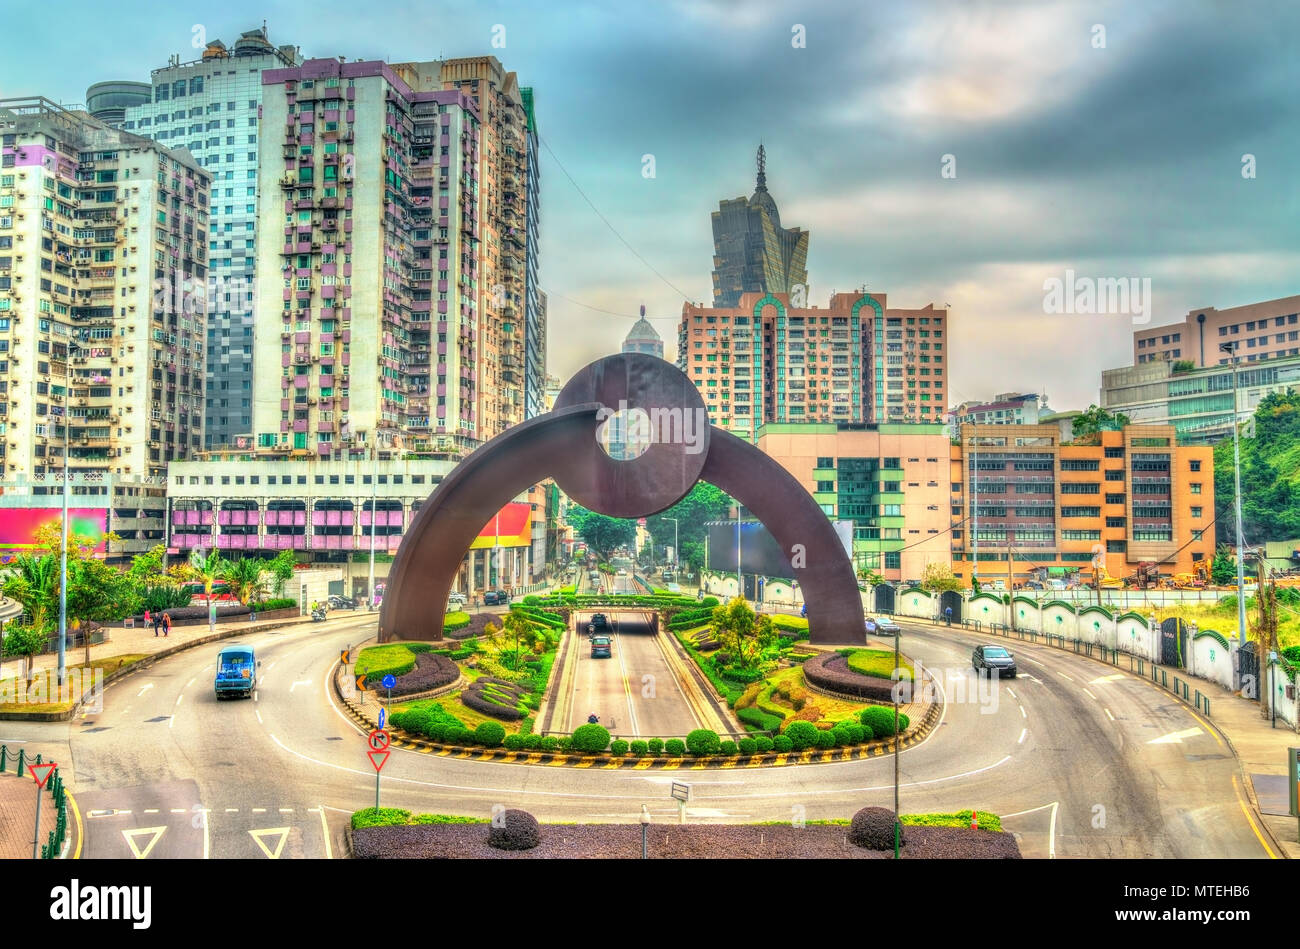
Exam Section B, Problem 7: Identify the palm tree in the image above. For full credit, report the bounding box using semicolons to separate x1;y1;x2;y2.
222;557;267;607
184;547;227;613
2;553;59;631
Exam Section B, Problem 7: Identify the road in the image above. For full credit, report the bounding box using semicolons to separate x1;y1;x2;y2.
1;609;1272;858
563;611;702;738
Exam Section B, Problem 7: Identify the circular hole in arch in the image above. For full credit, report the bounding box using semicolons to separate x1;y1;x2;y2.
597;406;654;461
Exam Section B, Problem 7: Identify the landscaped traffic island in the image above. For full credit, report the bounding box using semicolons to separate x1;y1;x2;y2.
349;807;1021;859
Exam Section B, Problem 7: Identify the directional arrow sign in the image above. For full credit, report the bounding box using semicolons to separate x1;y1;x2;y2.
355;675;368;692
28;762;56;789
377;707;386;730
248;827;290;859
122;826;167;859
382;674;396;690
1148;727;1204;745
367;749;390;772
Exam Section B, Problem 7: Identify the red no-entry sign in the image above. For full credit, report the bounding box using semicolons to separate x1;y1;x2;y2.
368;729;390;752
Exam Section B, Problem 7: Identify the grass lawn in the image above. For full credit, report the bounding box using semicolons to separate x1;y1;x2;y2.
1152;601;1300;649
758;665;876;724
846;648;915;680
0;653;148;713
754;811;1002;831
354;644;417;680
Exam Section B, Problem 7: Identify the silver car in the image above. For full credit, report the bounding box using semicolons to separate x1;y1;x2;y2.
864;615;901;636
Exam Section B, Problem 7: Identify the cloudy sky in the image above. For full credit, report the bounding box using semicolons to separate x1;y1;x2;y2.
4;0;1296;411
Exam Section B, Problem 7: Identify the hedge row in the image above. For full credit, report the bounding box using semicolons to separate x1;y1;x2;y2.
461;676;529;721
354;644;417;682
509;605;567;629
384;652;459;696
444;611;471;633
802;653;898;703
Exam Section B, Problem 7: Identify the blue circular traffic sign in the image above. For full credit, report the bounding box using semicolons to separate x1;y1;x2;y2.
382;674;396;689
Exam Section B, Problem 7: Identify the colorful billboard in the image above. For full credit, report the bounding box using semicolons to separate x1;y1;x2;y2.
470;502;532;550
0;507;110;559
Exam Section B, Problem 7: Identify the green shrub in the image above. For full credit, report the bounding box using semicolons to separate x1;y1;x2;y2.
425;722;447;743
859;722;875;742
503;734;526;751
630;739;648;757
444;726;471;746
665;738;686;756
754;735;774;754
411;814;489;825
814;729;836;749
538;735;559;751
701;597;719;608
523;595;540;605
647;738;664;755
860;705;909;737
783;720;819;751
718;740;738;755
772;734;793;753
351;807;411;829
354;644;416;683
571;722;611;753
558;736;574;752
475;721;506;747
831;725;854;747
686;729;722;756
737;738;757;755
610;739;630;756
737;706;784;732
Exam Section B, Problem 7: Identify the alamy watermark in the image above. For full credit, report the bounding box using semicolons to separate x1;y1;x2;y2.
0;667;103;711
1043;269;1152;325
595;400;708;458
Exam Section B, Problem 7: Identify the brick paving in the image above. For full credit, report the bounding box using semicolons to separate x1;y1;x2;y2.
0;769;64;859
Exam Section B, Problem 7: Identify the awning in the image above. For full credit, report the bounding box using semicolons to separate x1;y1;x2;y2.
1047;567;1071;575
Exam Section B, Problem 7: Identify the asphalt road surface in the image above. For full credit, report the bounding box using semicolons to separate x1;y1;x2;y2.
3;610;1272;859
564;611;702;738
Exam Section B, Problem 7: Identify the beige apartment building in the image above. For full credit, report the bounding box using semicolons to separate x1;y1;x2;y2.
1133;294;1300;367
0;97;210;479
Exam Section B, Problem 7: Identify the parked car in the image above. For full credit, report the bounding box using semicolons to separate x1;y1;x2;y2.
988;580;1008;592
864;615;901;636
447;591;468;605
483;590;507;606
972;644;1017;678
329;594;357;610
591;635;612;659
214;644;260;699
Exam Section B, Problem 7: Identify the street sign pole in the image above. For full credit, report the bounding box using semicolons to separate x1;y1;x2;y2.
29;762;56;859
1289;747;1300;844
32;783;43;859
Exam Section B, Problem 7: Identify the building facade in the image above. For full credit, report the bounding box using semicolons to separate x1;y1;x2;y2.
950;424;1214;585
84;82;152;128
947;392;1043;438
520;86;544;419
1133;294;1300;367
0;97;210;479
116;28;302;450
1101;353;1300;444
622;305;664;358
252;59;482;457
710;146;808;308
756;422;951;582
678;290;949;441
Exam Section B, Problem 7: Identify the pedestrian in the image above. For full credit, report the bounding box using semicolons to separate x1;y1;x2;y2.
152;610;162;637
162;611;172;637
944;605;953;627
144;608;153;635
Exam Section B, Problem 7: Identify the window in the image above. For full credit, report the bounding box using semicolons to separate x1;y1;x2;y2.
884;552;900;570
815;480;834;492
1189;459;1201;471
1106;540;1127;553
816;456;833;468
1190;506;1203;518
1104;447;1124;458
1105;493;1125;505
1105;516;1126;528
1189;482;1202;494
1105;469;1125;481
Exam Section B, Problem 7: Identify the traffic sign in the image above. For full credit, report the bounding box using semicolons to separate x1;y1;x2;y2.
367;750;390;772
377;707;386;730
355;675;368;692
28;762;56;789
368;729;390;752
381;673;396;689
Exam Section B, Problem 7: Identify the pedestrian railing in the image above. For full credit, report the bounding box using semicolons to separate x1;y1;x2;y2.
0;744;69;858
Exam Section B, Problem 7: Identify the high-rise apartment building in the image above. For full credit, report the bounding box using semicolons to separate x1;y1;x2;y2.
520;86;544;419
711;146;808;307
252;59;482;457
677;290;949;441
1133;294;1300;367
114;27;302;449
0;97;211;479
947;392;1045;438
84;82;151;128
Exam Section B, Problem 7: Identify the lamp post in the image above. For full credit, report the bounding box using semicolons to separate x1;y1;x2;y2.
663;517;678;574
56;372;71;688
640;804;650;859
1220;341;1248;661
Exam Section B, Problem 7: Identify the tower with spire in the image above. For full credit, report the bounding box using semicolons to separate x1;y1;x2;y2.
622;304;665;359
709;146;809;307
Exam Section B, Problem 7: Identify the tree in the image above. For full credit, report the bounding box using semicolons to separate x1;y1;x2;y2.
565;506;636;563
267;550;297;597
1211;547;1237;586
222;557;268;606
126;544;171;585
1071;404;1130;440
920;561;963;592
180;547;226;611
1215;391;1300;546
645;482;734;567
501;610;534;670
2;553;60;632
1;621;49;683
710;596;774;672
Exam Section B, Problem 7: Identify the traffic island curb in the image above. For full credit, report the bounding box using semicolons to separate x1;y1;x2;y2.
333;660;944;770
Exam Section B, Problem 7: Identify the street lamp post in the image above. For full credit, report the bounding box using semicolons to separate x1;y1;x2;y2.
1220;341;1248;660
57;377;71;688
663;517;678;573
368;436;379;610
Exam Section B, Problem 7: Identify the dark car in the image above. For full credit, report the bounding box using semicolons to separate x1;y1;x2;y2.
972;644;1017;678
590;612;609;631
483;590;507;606
864;615;901;636
591;635;612;659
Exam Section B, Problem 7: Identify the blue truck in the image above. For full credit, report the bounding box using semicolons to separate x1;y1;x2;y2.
214;644;260;699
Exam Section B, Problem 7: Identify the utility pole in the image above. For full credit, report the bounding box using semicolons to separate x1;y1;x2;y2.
57;381;70;688
970;426;978;591
368;433;379;610
1220;341;1248;676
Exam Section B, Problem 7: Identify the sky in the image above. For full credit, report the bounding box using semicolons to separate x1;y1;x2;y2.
3;0;1296;412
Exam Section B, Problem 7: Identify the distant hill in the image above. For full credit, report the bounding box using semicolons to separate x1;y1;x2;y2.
1215;390;1300;546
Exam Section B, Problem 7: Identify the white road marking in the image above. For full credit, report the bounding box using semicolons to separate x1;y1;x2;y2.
1019;656;1045;667
1057;672;1074;681
225;808;239;813
170;808;186;814
289;679;312;693
1018;728;1027;744
144;808;159;814
1091;674;1126;685
316;804;332;860
1082;688;1097;700
1104;708;1115;721
1000;800;1058;859
1019;705;1027;718
254;691;259;702
187;677;196;688
1148;726;1203;745
252;807;267;813
136;684;153;697
279;807;294;813
255;709;263;724
1006;688;1016;699
175;694;183;707
168;715;175;729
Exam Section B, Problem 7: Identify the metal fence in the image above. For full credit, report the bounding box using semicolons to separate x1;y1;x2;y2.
0;744;70;858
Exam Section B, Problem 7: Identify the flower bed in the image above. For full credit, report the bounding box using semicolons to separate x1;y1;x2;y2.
385;652;459;697
461;676;529;721
802;653;897;703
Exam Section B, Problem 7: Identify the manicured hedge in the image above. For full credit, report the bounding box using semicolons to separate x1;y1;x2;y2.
647;738;664;756
354;644;417;683
444;611;471;633
461;677;529;721
803;653;897;703
860;705;910;737
571;722;611;753
686;729;721;756
630;739;648;757
664;738;685;756
783;720;819;751
384;652;459;696
475;721;506;747
737;706;784;732
846;648;913;680
610;739;630;756
352;807;412;829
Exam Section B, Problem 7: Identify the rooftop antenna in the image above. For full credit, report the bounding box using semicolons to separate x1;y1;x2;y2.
755;143;767;191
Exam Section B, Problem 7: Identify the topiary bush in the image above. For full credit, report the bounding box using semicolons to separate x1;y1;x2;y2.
558;736;574;752
475;721;506;747
648;738;664;756
630;739;648;757
772;734;793;753
860;705;908;737
571;722;611;754
351;807;411;829
720;740;739;756
849;806;903;851
665;738;686;756
754;735;774;754
737;738;757;755
783;720;819;751
610;739;630;756
686;729;722;756
503;734;526;751
539;735;560;751
814;729;836;749
488;809;541;851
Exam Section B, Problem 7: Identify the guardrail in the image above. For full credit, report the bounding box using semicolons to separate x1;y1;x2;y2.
0;745;69;858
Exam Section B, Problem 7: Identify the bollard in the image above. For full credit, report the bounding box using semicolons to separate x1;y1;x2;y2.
0;744;6;773
16;748;25;775
35;752;41;766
